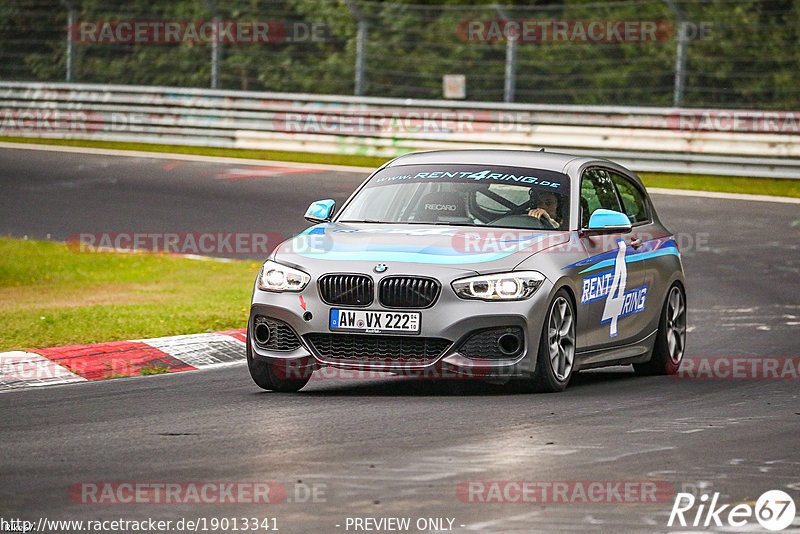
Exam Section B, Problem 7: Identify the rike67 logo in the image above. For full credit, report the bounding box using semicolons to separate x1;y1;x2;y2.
668;490;796;531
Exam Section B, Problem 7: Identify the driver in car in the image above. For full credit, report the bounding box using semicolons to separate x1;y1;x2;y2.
527;191;563;229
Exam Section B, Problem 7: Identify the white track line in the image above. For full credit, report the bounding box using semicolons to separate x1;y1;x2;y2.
0;141;372;173
648;187;800;204
1;141;797;204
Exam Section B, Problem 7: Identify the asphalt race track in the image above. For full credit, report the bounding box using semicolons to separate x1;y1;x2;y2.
1;146;799;533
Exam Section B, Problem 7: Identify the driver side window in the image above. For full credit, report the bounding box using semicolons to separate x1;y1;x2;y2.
580;169;622;228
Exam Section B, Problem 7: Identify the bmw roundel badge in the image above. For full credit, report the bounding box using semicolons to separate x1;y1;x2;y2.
374;263;387;273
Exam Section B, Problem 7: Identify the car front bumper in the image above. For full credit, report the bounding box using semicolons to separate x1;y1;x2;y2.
248;275;555;380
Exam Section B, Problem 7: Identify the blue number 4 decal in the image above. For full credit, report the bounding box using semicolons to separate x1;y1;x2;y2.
601;239;628;337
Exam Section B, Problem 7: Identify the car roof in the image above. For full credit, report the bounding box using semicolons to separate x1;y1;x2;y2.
381;149;646;189
384;149;588;174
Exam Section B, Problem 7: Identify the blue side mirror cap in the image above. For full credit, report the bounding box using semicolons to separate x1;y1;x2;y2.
587;209;632;232
304;199;335;223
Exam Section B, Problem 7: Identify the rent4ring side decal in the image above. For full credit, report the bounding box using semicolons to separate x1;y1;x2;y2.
579;239;649;337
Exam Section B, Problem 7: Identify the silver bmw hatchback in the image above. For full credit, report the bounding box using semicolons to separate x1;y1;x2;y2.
247;150;686;392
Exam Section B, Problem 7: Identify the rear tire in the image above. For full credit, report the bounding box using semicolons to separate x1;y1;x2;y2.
634;283;686;376
246;326;310;392
516;289;576;393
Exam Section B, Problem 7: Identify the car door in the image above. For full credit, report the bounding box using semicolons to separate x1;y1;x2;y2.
576;168;649;351
607;170;663;341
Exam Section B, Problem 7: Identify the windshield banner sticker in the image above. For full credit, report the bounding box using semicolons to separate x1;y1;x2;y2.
369;164;569;194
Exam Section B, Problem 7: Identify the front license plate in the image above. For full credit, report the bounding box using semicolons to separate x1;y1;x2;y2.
329;309;420;334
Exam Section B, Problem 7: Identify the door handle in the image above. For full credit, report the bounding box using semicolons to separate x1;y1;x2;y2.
628;237;642;249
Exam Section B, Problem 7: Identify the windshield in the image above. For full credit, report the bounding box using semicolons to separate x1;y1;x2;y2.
337;164;571;230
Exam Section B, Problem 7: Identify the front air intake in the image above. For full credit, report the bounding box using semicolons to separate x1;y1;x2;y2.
305;333;450;364
252;316;301;351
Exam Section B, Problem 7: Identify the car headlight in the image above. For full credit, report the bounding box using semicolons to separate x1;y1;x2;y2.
257;260;311;292
452;271;545;301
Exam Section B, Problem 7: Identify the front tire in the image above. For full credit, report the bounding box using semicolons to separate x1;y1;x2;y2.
634;283;686;376
518;289;576;393
246;326;310;392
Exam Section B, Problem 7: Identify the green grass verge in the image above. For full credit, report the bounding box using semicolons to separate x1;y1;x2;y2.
3;135;798;198
0;135;387;168
0;237;259;351
638;173;799;198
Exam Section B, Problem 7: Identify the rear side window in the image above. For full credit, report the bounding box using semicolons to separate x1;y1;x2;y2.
610;172;649;224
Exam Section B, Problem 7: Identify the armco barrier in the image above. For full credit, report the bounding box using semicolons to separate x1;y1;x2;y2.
1;82;799;178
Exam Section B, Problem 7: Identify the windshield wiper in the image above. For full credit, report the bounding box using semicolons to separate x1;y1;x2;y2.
340;220;480;227
400;221;480;227
432;221;479;227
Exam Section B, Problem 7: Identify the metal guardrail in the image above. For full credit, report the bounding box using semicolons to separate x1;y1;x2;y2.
1;82;799;178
